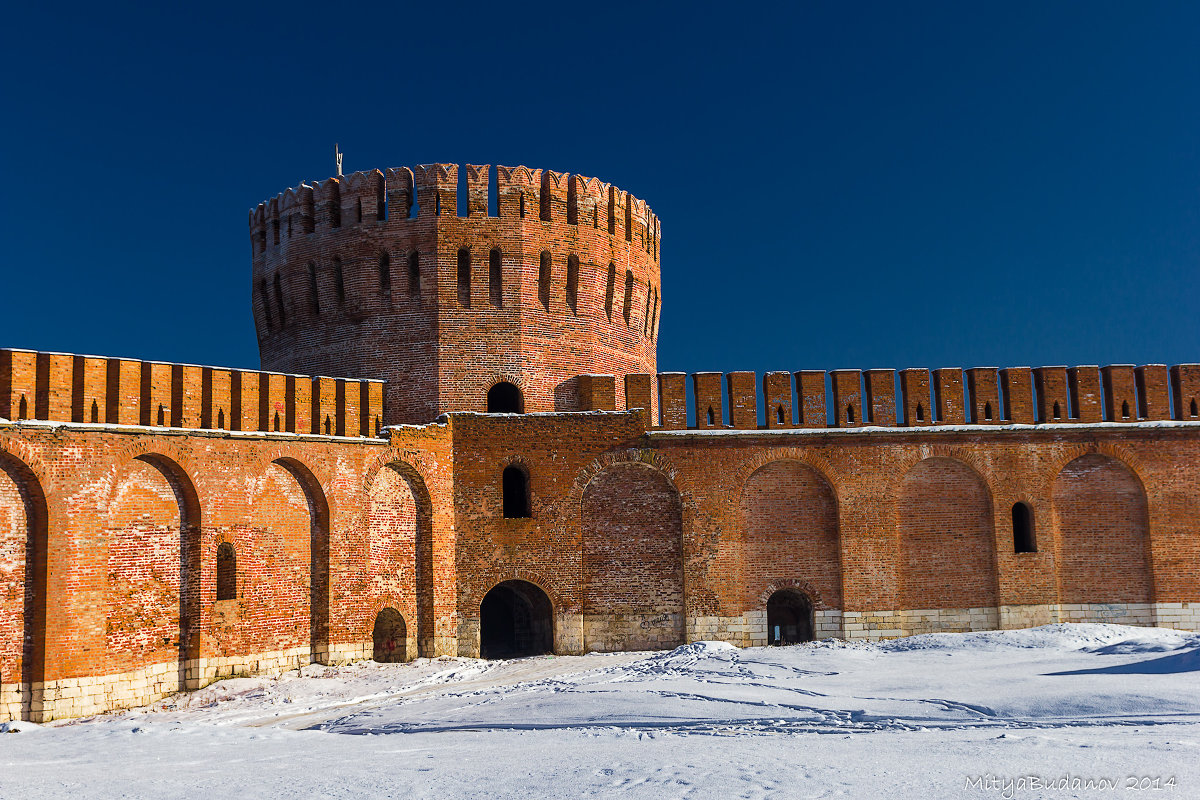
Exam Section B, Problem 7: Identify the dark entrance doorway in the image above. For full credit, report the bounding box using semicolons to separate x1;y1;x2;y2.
487;382;524;413
480;580;553;659
766;589;814;645
372;607;407;662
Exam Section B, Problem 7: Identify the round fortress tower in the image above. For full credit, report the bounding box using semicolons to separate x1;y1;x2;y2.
250;163;661;425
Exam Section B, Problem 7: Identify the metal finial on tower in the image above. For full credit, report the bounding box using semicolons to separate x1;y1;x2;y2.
335;143;343;177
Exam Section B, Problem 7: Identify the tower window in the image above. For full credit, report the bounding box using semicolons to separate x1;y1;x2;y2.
604;263;616;320
622;270;634;325
539;251;551;311
566;255;579;314
502;466;530;518
408;252;420;302
457;248;471;307
489;248;503;308
379;252;391;302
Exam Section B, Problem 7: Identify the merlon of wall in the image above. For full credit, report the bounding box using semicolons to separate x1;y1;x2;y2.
0;348;384;437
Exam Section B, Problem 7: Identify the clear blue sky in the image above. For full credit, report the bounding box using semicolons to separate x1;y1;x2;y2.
3;2;1199;375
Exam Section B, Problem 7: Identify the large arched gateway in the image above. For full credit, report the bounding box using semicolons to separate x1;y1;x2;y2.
479;580;553;659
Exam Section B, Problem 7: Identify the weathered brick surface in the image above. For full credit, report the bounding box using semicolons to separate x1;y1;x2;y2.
2;159;1200;724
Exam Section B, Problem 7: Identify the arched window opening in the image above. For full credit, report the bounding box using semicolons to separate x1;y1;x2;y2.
480;580;553;659
258;279;273;331
776;406;785;424
217;408;225;430
984;401;993;421
1121;400;1130;419
1191;398;1198;417
90;399;99;423
379;252;391;302
767;589;814;645
408;252;420;302
489;248;503;308
308;262;320;315
593;205;598;228
706;406;715;426
604;263;616;319
457;248;471;307
332;257;345;304
287;214;292;239
502;465;530;519
273;274;287;326
566;254;579;314
519;192;526;219
567;179;578;224
216;542;237;601
372;607;407;663
324;415;331;436
607;189;616;234
1012;502;1036;553
376;174;387;221
329;182;342;228
916;403;925;422
157;404;166;426
1052;400;1062;420
538;251;551;310
539;175;550;222
272;218;280;246
18;394;27;419
846;405;855;424
622;270;634;325
356;198;363;224
624;198;632;241
274;411;281;432
487;381;523;413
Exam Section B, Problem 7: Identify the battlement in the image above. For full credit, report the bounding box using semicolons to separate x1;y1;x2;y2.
249;164;660;259
575;364;1200;430
0;348;384;437
249;162;662;424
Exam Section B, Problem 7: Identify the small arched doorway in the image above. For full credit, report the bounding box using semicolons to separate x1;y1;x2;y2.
480;580;553;659
372;607;407;663
487;382;524;413
766;589;814;645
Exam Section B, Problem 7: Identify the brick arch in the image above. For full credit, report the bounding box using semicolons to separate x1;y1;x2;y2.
367;459;435;657
755;579;827;611
99;439;199;512
362;450;436;499
104;451;202;691
1042;441;1148;496
886;444;998;501
1053;453;1152;605
739;459;842;610
0;449;48;722
270;457;332;664
897;456;998;612
731;447;844;499
461;568;566;614
581;460;684;651
569;447;684;510
0;436;53;501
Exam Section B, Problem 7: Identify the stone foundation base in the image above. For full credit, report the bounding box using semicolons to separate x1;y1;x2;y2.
1154;602;1200;630
583;612;684;652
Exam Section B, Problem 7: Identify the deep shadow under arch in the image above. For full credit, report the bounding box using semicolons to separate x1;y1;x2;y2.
766;589;814;645
134;454;202;693
272;458;331;664
372;607;407;663
370;461;435;658
487;382;523;413
480;580;553;659
1;452;47;721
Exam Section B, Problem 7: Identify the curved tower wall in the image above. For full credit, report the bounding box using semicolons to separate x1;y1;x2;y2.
250;164;661;424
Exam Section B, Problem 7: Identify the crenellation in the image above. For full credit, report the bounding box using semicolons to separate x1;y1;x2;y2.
658;372;687;429
831;370;863;428
763;372;793;428
1101;364;1138;422
1067;365;1102;423
899;368;930;426
1034;366;1070;423
464;164;489;217
726;371;757;429
1000;367;1034;423
1171;364;1200;420
864;369;896;426
1136;364;1170;420
692;372;724;428
933;368;965;424
965;367;1000;424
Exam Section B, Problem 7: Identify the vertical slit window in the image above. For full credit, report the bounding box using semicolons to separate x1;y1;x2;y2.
489;248;503;308
330;183;341;228
566;255;579;314
308;262;320;315
539;251;551;311
273;274;286;326
605;263;616;320
259;279;274;331
608;189;615;234
333;257;345;304
567;179;578;224
356;198;363;224
379;252;391;305
376;174;387;220
458;248;471;307
408;252;421;303
272;218;280;246
624;200;632;242
622;270;634;325
502;466;531;518
539;175;550;221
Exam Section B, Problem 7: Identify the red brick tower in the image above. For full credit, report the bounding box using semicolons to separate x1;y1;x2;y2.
250;164;661;425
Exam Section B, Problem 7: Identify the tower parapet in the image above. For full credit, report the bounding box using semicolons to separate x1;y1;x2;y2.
251;164;661;424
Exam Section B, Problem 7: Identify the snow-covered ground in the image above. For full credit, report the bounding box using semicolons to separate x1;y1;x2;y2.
3;624;1198;799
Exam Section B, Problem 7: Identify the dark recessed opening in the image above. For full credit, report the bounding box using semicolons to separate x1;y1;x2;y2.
487;382;523;413
480;580;552;659
1012;501;1036;553
502;465;530;518
767;589;814;645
